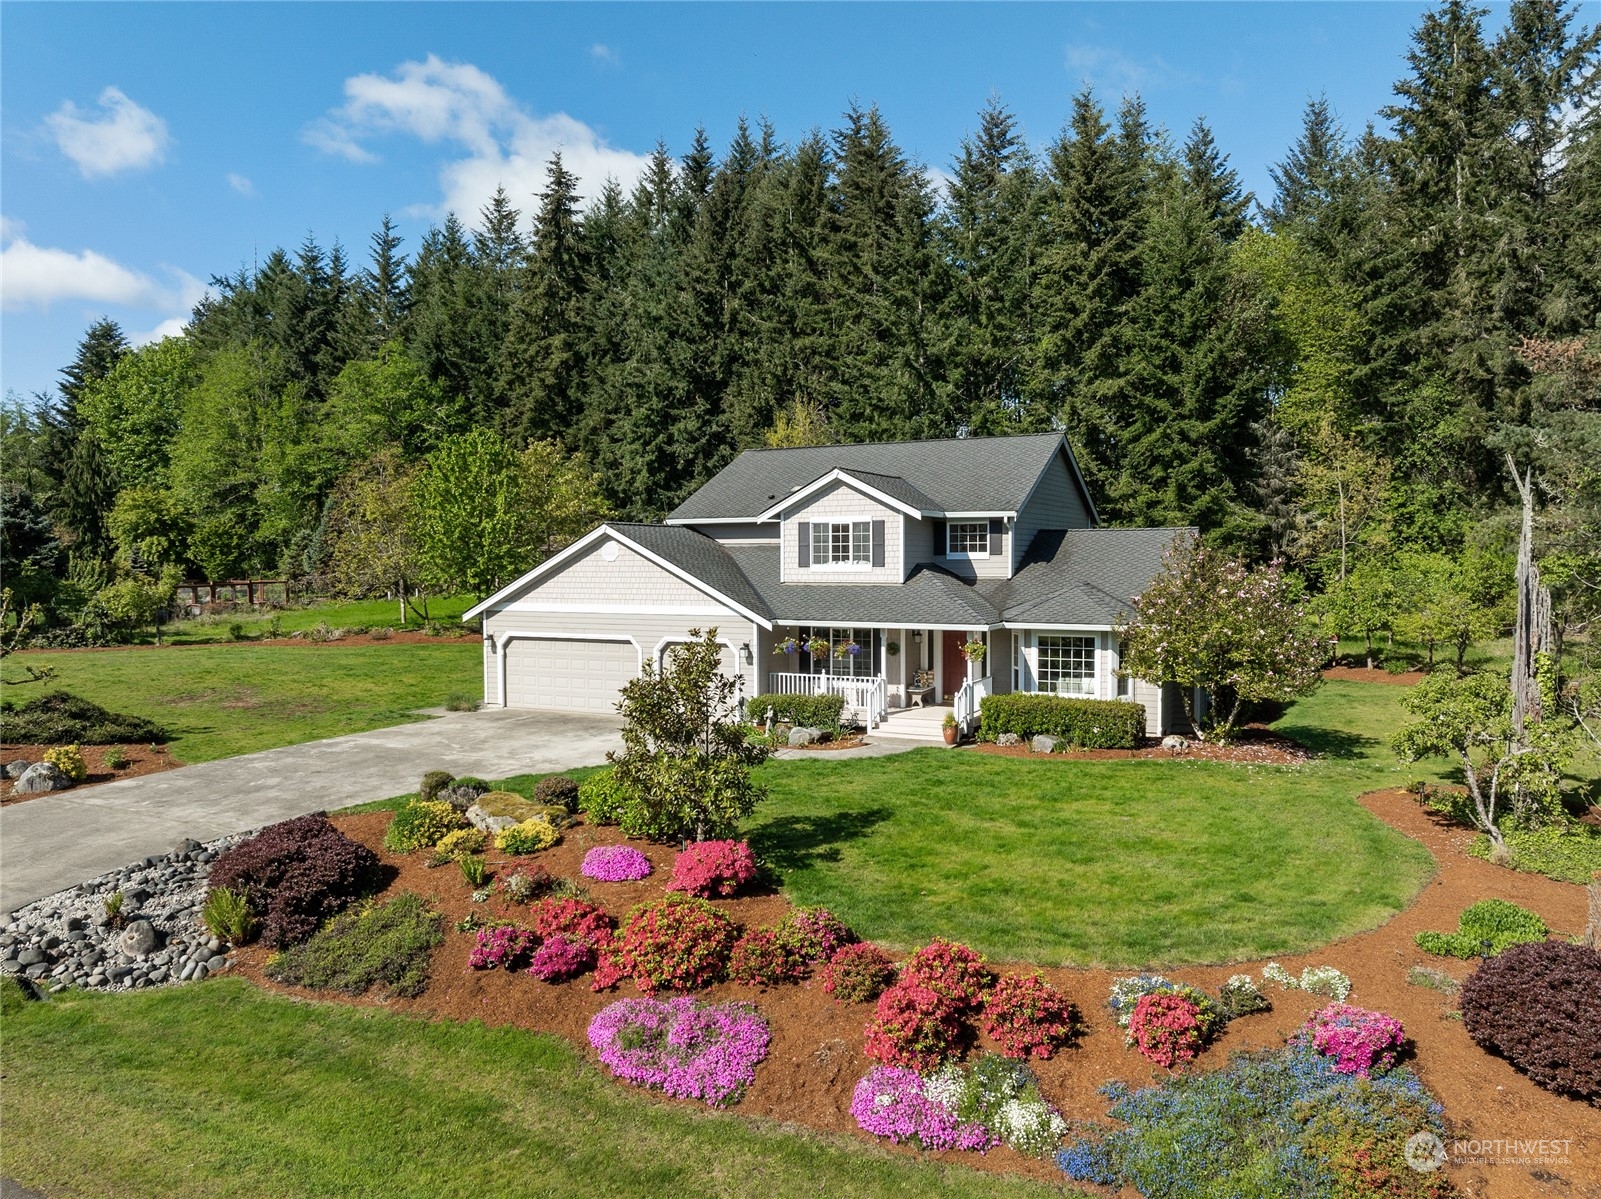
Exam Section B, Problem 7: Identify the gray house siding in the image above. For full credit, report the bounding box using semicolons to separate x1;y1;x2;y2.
779;481;903;585
1013;452;1093;574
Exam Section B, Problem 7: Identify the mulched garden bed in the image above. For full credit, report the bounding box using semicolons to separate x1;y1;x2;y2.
0;743;181;805
232;794;1597;1198
1323;664;1429;685
968;726;1312;766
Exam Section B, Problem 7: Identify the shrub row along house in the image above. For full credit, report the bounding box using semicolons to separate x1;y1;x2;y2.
466;432;1194;739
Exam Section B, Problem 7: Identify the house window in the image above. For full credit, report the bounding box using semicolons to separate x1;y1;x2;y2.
947;522;989;557
807;627;877;678
812;521;871;566
1038;635;1096;697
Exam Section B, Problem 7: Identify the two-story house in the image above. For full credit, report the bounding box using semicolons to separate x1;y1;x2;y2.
464;432;1195;740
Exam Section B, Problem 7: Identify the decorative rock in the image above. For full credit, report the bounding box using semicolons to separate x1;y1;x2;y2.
206;954;228;971
4;760;31;779
194;963;209;980
49;982;69;994
12;761;72;794
16;947;48;967
179;961;197;982
995;733;1023;747
118;920;159;957
1160;734;1190;751
149;967;168;984
1030;735;1058;754
464;804;518;834
174;838;203;856
787;726;822;747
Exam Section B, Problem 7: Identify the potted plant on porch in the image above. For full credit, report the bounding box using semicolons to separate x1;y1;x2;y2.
942;711;959;746
961;639;987;664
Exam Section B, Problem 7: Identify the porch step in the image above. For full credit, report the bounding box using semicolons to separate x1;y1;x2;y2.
873;707;956;743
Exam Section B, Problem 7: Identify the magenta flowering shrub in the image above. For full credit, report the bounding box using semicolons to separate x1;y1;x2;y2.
667;839;758;898
1129;992;1206;1069
527;933;597;982
468;924;537;970
779;907;855;963
849;1067;998;1152
581;845;653;883
587;996;771;1107
1298;1003;1406;1078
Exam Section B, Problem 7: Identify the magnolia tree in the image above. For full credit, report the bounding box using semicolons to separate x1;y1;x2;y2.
611;628;771;843
1393;670;1567;847
1119;542;1326;743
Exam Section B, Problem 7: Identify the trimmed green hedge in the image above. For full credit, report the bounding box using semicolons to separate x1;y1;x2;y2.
746;692;847;729
978;693;1145;749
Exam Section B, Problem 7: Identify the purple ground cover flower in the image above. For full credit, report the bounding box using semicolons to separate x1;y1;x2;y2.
850;1066;998;1152
527;932;597;982
582;845;654;883
588;996;771;1107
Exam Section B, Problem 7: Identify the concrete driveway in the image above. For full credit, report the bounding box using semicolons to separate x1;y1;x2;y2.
0;708;622;916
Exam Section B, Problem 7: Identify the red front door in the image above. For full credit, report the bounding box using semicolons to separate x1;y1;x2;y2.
941;631;966;701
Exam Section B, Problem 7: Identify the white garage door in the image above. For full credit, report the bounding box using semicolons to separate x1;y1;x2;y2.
504;637;637;712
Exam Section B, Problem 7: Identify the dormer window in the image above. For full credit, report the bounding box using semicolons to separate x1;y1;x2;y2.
812;521;871;566
947;521;990;558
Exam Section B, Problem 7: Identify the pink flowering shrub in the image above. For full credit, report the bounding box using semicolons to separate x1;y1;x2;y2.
863;980;965;1070
1129;992;1206;1069
902;938;991;1012
850;1066;998;1152
821;942;898;1004
1299;1003;1406;1078
467;923;537;970
588;996;771;1107
983;972;1078;1060
606;893;738;992
728;928;807;987
527;932;597;982
581;845;653;883
778;907;855;963
529;896;615;950
667;839;758;897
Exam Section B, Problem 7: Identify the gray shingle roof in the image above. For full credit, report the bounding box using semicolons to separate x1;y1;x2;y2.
987;527;1195;626
726;546;1000;627
667;433;1072;522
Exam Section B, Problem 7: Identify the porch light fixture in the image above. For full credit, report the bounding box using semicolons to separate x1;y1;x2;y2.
740;642;753;665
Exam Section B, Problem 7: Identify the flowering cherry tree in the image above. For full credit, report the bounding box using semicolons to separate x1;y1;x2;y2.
1119;541;1325;743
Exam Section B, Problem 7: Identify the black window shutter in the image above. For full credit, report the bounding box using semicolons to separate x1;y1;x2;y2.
797;522;811;568
871;520;886;567
933;519;947;556
988;518;1003;555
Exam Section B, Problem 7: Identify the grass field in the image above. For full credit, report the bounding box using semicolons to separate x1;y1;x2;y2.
743;681;1438;966
147;593;478;646
5;641;482;762
0;978;1061;1199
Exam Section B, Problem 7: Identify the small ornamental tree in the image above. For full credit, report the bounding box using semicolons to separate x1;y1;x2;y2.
1393;670;1568;847
611;628;771;842
1118;541;1325;742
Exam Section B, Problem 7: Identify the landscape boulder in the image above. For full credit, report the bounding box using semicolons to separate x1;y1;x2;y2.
118;919;159;957
996;733;1023;747
1161;735;1190;752
4;760;31;779
788;726;822;747
12;762;72;794
1030;735;1058;754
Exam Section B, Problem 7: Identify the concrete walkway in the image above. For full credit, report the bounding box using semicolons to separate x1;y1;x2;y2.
0;709;622;916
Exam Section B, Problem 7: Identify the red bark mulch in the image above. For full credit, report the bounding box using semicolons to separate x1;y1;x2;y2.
0;743;182;805
232;793;1599;1198
1324;664;1429;685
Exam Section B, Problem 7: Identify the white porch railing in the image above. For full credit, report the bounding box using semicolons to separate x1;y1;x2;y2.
766;672;887;728
954;675;992;735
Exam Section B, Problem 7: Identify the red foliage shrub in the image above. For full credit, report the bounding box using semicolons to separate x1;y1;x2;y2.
863;979;965;1071
1460;941;1601;1099
529;896;615;949
728;928;807;987
983;972;1078;1060
901;937;991;1012
777;907;855;963
667;840;758;898
821;942;898;1005
1129;992;1206;1069
609;893;738;992
209;814;380;947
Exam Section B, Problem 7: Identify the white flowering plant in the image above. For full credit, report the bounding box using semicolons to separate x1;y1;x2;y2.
1260;961;1352;1001
925;1055;1068;1159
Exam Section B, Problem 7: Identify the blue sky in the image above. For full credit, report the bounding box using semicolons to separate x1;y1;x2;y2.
1;1;1547;402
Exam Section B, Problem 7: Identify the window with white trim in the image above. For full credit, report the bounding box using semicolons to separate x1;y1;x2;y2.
1038;635;1096;697
807;627;877;678
947;521;989;557
812;521;871;566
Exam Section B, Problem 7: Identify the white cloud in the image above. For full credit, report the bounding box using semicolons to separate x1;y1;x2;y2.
228;172;256;197
44;86;172;179
305;54;653;223
0;224;206;335
128;316;190;346
591;43;620;67
1063;43;1202;94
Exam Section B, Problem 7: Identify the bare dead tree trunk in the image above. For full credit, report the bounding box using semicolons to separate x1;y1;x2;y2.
1585;874;1599;949
1507;455;1554;738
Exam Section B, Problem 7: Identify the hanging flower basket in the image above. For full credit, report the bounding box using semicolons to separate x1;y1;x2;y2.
961;640;987;663
773;637;800;656
835;641;862;658
805;637;831;658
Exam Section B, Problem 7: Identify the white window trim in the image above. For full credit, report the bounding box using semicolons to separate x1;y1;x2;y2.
808;515;877;570
946;520;990;560
1033;633;1099;699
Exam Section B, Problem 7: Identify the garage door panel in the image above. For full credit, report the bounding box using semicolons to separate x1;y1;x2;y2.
504;638;636;713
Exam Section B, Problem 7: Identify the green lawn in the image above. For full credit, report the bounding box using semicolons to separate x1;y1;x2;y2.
7;641;482;762
744;681;1440;967
151;593;478;646
0;979;1059;1199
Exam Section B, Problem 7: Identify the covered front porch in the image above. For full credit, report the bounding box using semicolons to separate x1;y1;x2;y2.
762;624;997;734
